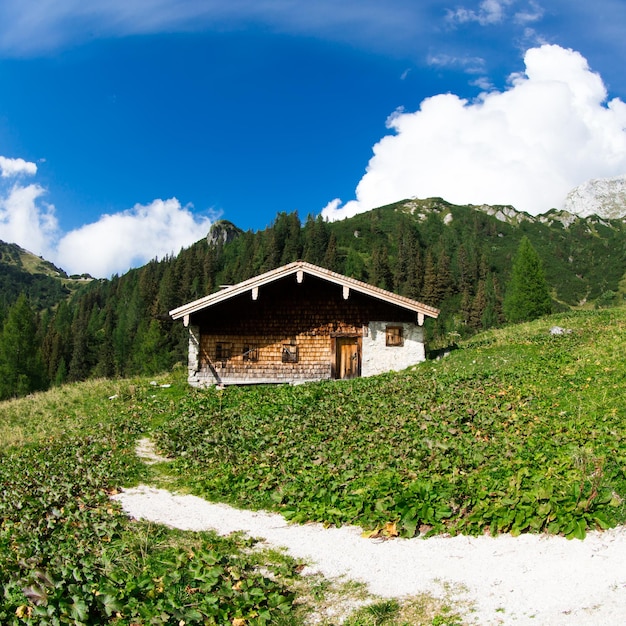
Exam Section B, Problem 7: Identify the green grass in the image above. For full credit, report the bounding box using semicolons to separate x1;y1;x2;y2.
0;375;301;625
148;306;626;539
2;306;625;624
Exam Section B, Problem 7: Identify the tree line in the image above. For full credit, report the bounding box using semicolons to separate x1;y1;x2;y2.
0;207;554;400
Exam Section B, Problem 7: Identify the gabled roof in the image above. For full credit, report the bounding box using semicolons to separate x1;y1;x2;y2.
170;261;439;323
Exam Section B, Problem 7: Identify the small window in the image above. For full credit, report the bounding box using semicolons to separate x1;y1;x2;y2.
386;326;404;347
215;342;232;360
282;344;299;363
243;344;258;362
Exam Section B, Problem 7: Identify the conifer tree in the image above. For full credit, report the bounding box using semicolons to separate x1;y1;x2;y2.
322;232;339;272
482;273;503;329
504;236;552;323
469;280;487;329
460;288;472;325
303;215;329;265
393;220;413;293
68;309;91;382
436;250;453;298
370;245;392;290
421;250;438;305
0;294;46;399
344;248;366;281
280;212;302;264
456;245;472;295
405;248;423;300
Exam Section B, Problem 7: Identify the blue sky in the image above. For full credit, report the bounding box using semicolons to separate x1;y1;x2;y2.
1;1;626;277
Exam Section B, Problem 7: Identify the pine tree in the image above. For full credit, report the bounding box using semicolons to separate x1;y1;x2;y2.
41;300;73;385
279;212;303;264
68;312;90;382
436;250;453;299
460;288;472;325
482;273;503;329
344;248;366;280
303;215;329;265
322;232;339;272
393;220;415;294
0;294;46;399
93;307;116;378
469;280;487;329
261;228;281;272
370;245;392;290
405;248;423;300
421;249;438;305
504;237;552;323
456;244;473;295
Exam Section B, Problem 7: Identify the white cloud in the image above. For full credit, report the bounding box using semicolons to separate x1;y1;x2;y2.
56;198;213;277
0;181;59;257
0;155;37;177
470;76;495;90
514;1;544;24
427;53;486;74
322;45;626;221
0;157;213;277
0;0;434;57
446;0;511;26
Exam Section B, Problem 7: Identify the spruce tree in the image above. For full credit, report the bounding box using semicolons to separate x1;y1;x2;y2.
469;280;487;329
456;244;472;295
370;245;392;290
322;232;339;272
405;248;423;300
460;288;472;325
436;250;453;298
482;273;504;328
0;294;46;399
504;237;552;323
421;250;438;305
344;248;366;280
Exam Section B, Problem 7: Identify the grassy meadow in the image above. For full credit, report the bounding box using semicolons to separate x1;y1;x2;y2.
1;306;625;624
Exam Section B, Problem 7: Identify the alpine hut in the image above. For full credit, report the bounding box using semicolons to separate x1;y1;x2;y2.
170;261;439;386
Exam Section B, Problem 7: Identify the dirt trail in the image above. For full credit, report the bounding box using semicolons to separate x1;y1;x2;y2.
113;485;626;625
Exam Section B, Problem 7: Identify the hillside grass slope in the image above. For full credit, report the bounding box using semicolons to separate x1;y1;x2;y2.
1;306;625;624
150;306;626;539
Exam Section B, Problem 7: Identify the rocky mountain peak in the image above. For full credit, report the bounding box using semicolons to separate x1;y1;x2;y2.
207;220;243;246
563;175;626;219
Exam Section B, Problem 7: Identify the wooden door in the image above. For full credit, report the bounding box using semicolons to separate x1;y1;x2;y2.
336;337;361;379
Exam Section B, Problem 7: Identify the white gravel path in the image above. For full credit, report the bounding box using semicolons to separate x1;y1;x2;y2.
112;485;626;625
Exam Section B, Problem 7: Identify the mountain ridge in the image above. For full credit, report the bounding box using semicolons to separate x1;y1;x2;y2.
0;240;91;311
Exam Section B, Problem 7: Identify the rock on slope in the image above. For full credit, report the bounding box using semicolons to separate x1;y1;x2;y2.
563;175;626;219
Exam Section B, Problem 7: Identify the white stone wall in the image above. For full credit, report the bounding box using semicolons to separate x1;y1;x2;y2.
361;321;425;377
187;325;202;386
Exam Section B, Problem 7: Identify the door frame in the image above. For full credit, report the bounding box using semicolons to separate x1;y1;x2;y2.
331;334;362;379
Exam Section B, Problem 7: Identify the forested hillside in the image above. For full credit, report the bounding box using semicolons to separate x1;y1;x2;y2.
1;198;626;399
0;241;83;311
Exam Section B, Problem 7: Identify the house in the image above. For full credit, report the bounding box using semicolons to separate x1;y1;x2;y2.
169;261;439;386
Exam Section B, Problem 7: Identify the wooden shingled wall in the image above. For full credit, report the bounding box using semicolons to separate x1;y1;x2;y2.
193;273;414;383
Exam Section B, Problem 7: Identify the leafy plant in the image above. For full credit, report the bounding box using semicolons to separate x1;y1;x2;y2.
0;389;298;624
150;307;626;540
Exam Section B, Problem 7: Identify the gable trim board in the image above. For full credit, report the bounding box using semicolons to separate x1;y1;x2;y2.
170;261;439;386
